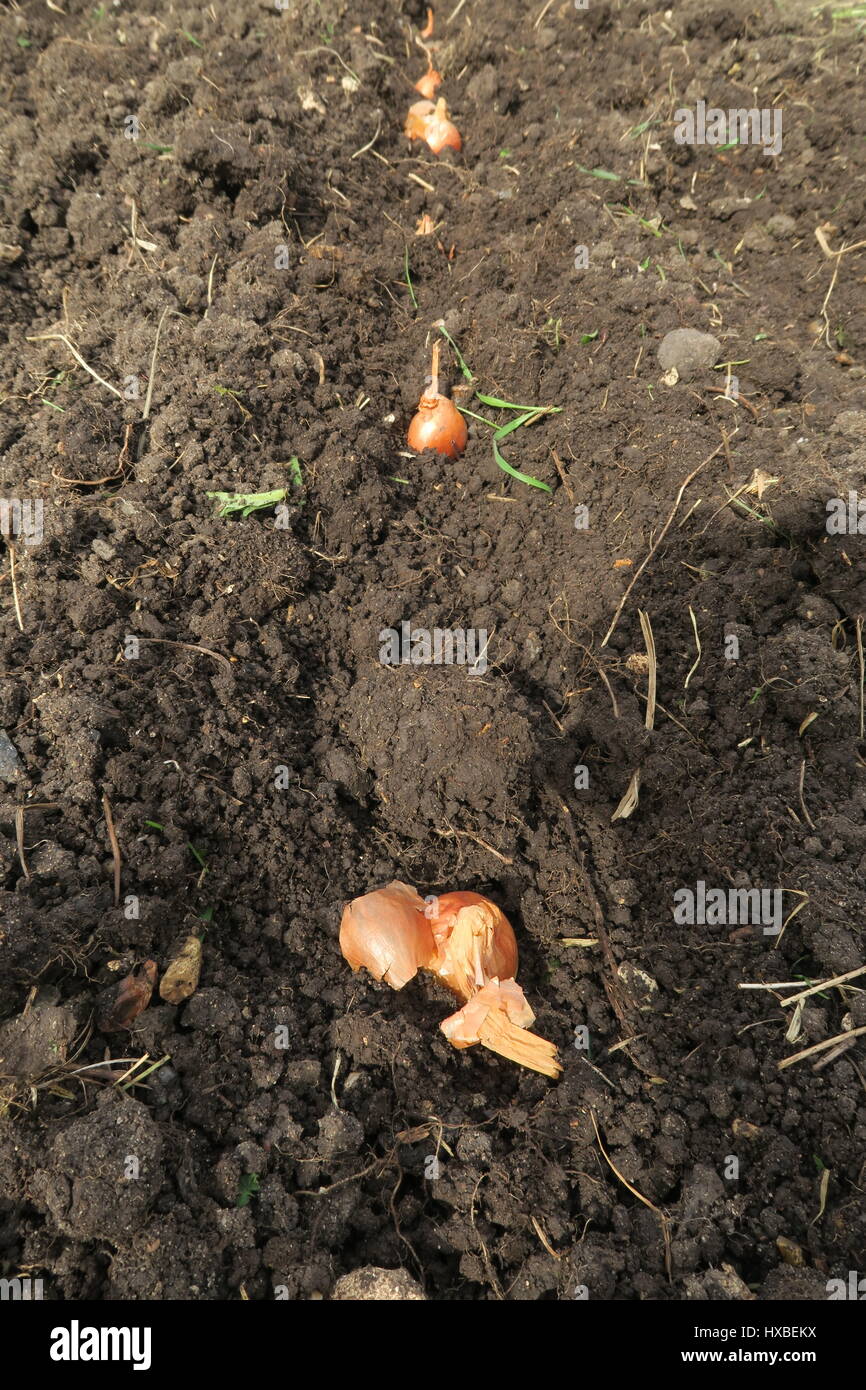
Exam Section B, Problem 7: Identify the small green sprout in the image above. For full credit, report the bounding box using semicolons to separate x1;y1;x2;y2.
207;488;287;518
236;1173;261;1208
576;164;621;181
403;245;418;309
287;456;304;492
435;322;473;381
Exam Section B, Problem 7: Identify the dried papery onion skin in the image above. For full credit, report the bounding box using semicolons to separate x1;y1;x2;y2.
439;979;532;1046
445;994;561;1078
440;978;561;1078
339;880;435;989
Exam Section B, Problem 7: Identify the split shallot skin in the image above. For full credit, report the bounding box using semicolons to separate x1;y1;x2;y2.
439;978;559;1079
339;880;434;989
340;883;561;1079
425;891;517;1000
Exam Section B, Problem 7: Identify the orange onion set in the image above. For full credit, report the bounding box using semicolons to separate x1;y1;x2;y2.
407;340;467;458
404;97;461;155
340;883;561;1078
414;65;442;101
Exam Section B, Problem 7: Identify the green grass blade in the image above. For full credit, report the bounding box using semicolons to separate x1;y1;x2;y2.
458;406;497;427
403;245;418;309
576;164;621;181
206;488;287;517
476;392;561;413
493;409;545;439
492;438;551;492
436;324;474;381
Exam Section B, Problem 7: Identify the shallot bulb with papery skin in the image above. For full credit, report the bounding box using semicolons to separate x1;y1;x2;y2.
339;880;435;989
414;65;442;100
407;341;468;459
404;98;461;155
404;98;436;142
424;97;462;154
424;891;518;1001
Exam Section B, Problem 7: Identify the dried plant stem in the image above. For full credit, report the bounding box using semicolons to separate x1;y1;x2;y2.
591;1110;671;1280
638;610;657;731
136;637;232;673
684;606;701;688
430;339;440;395
798;758;816;830
102;793;121;906
15;806;29;880
142;305;176;421
8;544;23;631
855;616;864;739
26;332;123;398
779;963;866;1009
779;1024;866;1071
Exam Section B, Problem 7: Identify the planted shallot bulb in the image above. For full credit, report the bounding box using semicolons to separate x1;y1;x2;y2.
407;341;468;459
404;97;461;155
339;880;434;989
424;891;518;1001
414;64;442;100
405;98;435;143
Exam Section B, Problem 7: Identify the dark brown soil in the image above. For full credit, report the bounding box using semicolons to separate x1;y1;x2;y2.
1;0;865;1302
